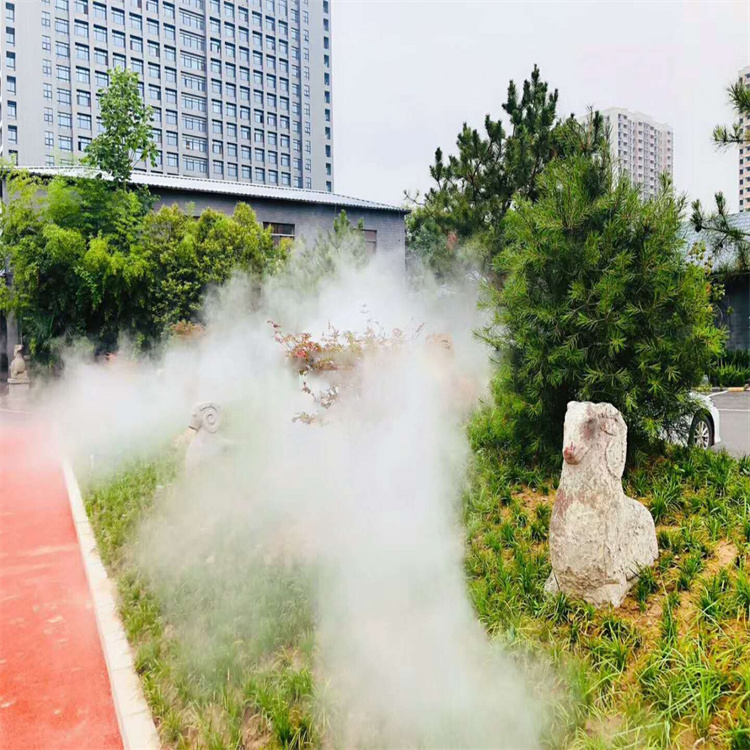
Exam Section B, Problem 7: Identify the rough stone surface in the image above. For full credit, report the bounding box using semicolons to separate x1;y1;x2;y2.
545;401;658;607
8;344;30;384
184;401;225;472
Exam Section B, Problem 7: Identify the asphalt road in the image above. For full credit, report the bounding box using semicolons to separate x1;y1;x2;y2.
711;391;750;458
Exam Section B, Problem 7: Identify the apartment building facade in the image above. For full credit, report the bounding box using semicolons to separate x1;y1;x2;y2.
601;107;673;200
0;0;334;191
738;65;750;213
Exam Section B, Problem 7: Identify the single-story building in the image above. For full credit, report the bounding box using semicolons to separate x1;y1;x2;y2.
682;211;750;352
0;167;409;373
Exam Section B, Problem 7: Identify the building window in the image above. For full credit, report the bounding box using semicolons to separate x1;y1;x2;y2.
359;229;376;254
264;222;294;246
55;19;70;35
59;135;73;151
7;125;18;144
45;130;55;147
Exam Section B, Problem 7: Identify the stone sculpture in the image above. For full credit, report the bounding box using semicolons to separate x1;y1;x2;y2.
184;401;224;471
8;344;30;383
545;401;658;607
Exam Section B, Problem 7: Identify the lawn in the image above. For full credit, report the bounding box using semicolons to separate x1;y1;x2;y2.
83;439;750;749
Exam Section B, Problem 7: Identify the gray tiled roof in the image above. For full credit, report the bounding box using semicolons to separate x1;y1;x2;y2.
19;166;409;214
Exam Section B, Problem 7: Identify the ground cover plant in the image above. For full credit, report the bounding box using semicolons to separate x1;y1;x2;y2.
83;417;750;750
84;451;323;750
465;427;750;749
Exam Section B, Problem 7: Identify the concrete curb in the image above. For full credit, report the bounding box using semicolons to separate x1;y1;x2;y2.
62;461;161;750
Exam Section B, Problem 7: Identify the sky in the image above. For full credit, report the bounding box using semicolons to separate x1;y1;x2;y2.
331;0;750;212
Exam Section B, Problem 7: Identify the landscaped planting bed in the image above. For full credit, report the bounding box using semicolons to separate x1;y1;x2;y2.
84;442;750;749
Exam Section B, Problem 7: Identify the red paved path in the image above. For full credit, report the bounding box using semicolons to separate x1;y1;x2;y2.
0;414;123;750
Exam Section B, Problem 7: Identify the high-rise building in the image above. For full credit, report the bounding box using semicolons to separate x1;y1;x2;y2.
0;0;334;192
738;65;750;213
601;107;673;200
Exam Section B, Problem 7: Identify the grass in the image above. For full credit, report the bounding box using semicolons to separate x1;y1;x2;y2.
83;434;750;749
83;452;321;750
465;442;750;749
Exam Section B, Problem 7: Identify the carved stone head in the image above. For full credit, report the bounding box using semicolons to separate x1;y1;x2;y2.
562;401;627;480
189;401;221;434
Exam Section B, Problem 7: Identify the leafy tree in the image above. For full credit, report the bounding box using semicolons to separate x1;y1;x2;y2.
140;203;281;331
0;169;283;361
474;155;724;462
407;66;608;272
84;68;158;185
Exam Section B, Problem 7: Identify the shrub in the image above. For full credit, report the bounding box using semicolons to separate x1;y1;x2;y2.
708;348;750;387
478;156;724;461
0;169;283;359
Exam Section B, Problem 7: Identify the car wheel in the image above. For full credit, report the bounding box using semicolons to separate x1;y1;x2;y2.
689;412;714;450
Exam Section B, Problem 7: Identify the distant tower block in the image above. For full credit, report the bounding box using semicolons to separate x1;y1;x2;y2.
600;108;673;202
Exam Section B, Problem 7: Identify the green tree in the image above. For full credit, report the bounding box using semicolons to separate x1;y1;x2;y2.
139;202;281;332
691;75;750;272
0;169;283;361
84;68;158;185
475;155;724;462
280;210;368;291
408;66;608;272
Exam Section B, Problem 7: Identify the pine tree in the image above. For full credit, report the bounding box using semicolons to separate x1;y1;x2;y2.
407;66;607;273
691;75;750;272
476;156;724;461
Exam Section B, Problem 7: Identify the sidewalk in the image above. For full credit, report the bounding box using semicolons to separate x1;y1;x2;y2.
0;413;123;750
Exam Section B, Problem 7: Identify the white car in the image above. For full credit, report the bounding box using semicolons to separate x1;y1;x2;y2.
687;393;722;450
